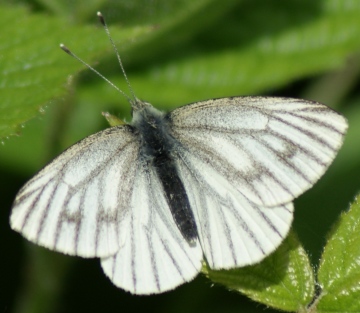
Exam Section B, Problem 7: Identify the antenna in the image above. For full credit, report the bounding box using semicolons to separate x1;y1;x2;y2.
97;12;137;102
60;44;132;103
60;12;137;104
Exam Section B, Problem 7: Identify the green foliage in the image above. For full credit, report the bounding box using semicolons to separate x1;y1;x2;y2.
0;4;151;139
316;196;360;312
203;197;360;312
1;1;360;313
204;232;315;311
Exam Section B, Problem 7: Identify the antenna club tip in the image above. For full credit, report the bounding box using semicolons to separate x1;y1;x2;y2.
97;11;105;25
59;43;71;54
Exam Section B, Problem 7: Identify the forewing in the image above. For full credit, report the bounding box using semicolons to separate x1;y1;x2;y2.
168;96;348;207
175;150;293;269
11;126;139;258
101;162;202;295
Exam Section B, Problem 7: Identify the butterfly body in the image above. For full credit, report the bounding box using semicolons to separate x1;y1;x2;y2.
131;100;198;243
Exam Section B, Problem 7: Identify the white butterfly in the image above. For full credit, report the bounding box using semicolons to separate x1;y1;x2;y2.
10;13;348;295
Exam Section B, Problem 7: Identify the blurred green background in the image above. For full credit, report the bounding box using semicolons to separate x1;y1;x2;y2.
1;0;360;312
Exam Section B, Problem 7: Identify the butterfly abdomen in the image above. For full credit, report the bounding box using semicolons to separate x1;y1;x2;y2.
133;104;198;243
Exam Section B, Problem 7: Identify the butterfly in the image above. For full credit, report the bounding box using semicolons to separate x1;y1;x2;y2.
10;12;348;295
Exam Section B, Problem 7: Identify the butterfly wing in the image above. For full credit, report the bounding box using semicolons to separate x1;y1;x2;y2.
168;96;347;269
101;160;202;295
175;150;293;269
168;96;348;207
11;126;139;258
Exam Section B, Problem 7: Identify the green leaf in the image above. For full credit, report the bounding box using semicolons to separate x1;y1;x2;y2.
120;0;360;106
203;232;315;312
315;195;360;312
0;4;152;140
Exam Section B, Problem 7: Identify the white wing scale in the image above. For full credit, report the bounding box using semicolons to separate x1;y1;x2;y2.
175;148;294;269
101;161;202;294
169;96;348;207
11;126;139;258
